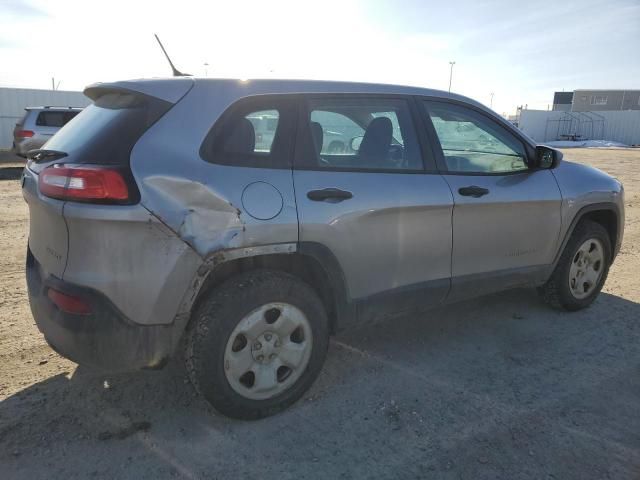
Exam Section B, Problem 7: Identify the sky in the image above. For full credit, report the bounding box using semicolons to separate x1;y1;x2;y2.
1;0;639;115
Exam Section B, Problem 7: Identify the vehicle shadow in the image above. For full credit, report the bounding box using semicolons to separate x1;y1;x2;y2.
1;289;639;479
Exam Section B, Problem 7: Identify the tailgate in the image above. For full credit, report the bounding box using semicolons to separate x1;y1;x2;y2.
22;165;68;278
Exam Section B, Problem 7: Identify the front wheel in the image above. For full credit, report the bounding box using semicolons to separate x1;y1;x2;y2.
185;270;329;419
539;220;612;311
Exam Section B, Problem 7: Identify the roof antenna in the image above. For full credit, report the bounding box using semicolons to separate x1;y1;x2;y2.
154;34;191;77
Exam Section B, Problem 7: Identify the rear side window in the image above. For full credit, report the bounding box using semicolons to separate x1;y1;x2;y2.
221;109;280;154
35;110;79;127
296;97;423;172
200;97;295;169
246;110;279;152
43;92;171;165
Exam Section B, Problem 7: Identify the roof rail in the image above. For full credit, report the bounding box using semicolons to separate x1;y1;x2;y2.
42;105;83;109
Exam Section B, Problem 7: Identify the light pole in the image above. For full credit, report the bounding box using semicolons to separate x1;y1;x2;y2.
203;62;209;77
448;61;455;93
490;92;495;109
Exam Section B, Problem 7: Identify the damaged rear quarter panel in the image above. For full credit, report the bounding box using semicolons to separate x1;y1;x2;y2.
142;176;245;255
62;203;202;326
128;80;299;289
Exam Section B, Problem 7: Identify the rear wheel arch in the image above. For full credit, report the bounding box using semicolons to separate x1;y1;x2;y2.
189;245;352;335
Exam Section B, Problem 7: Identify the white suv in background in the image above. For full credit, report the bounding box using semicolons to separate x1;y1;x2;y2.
12;106;82;157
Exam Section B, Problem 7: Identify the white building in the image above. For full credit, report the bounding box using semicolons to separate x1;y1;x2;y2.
0;87;90;149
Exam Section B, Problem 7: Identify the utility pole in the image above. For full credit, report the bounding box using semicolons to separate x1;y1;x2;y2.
490;92;495;109
51;77;55;91
448;61;455;93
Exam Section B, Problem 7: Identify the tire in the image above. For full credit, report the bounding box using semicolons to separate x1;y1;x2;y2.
539;220;611;311
185;270;329;420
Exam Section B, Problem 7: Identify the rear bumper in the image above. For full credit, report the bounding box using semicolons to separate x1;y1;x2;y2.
26;248;180;371
12;141;27;157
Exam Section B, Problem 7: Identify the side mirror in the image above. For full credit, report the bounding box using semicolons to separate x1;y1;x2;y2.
350;135;364;152
534;145;562;169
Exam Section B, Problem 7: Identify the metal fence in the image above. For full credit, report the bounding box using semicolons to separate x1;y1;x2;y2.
0;87;90;149
519;109;640;145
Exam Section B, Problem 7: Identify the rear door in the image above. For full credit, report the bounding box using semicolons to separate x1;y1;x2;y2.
292;95;454;322
421;99;562;300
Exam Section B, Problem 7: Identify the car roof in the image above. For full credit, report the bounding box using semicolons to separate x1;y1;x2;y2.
86;77;489;112
85;77;535;146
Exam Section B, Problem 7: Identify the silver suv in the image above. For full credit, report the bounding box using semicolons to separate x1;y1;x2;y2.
22;78;624;419
13;106;82;157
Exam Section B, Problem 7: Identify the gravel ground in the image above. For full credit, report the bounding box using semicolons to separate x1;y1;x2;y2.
0;149;639;479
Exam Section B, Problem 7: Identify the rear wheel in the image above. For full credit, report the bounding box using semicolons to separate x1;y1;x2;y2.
185;270;329;419
539;220;611;311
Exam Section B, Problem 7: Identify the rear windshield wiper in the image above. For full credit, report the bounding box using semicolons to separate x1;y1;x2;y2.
27;149;68;162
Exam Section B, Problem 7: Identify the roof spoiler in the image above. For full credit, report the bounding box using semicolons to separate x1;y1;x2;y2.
84;78;194;104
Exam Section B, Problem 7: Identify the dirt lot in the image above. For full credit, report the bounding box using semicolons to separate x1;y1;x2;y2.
1;149;639;479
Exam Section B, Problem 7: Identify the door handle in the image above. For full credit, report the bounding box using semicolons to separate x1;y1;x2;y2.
458;186;489;198
307;188;353;202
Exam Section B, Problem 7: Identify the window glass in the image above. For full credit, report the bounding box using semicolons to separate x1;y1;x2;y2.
219;109;280;156
45;95;139;152
372;111;404;145
303;98;422;171
202;98;293;169
245;110;279;153
16;111;29;127
590;95;608;105
309;110;363;155
64;111;79;123
424;102;527;174
43;93;169;166
36;111;68;127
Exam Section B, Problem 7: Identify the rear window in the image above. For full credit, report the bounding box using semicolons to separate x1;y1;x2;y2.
43;92;171;165
15;111;29;128
35;110;79;127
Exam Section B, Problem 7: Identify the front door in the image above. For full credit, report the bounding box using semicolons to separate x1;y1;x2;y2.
293;95;454;322
422;100;562;301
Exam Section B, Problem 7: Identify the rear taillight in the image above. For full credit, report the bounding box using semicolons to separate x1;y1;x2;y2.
47;287;92;315
39;165;130;203
16;129;34;138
